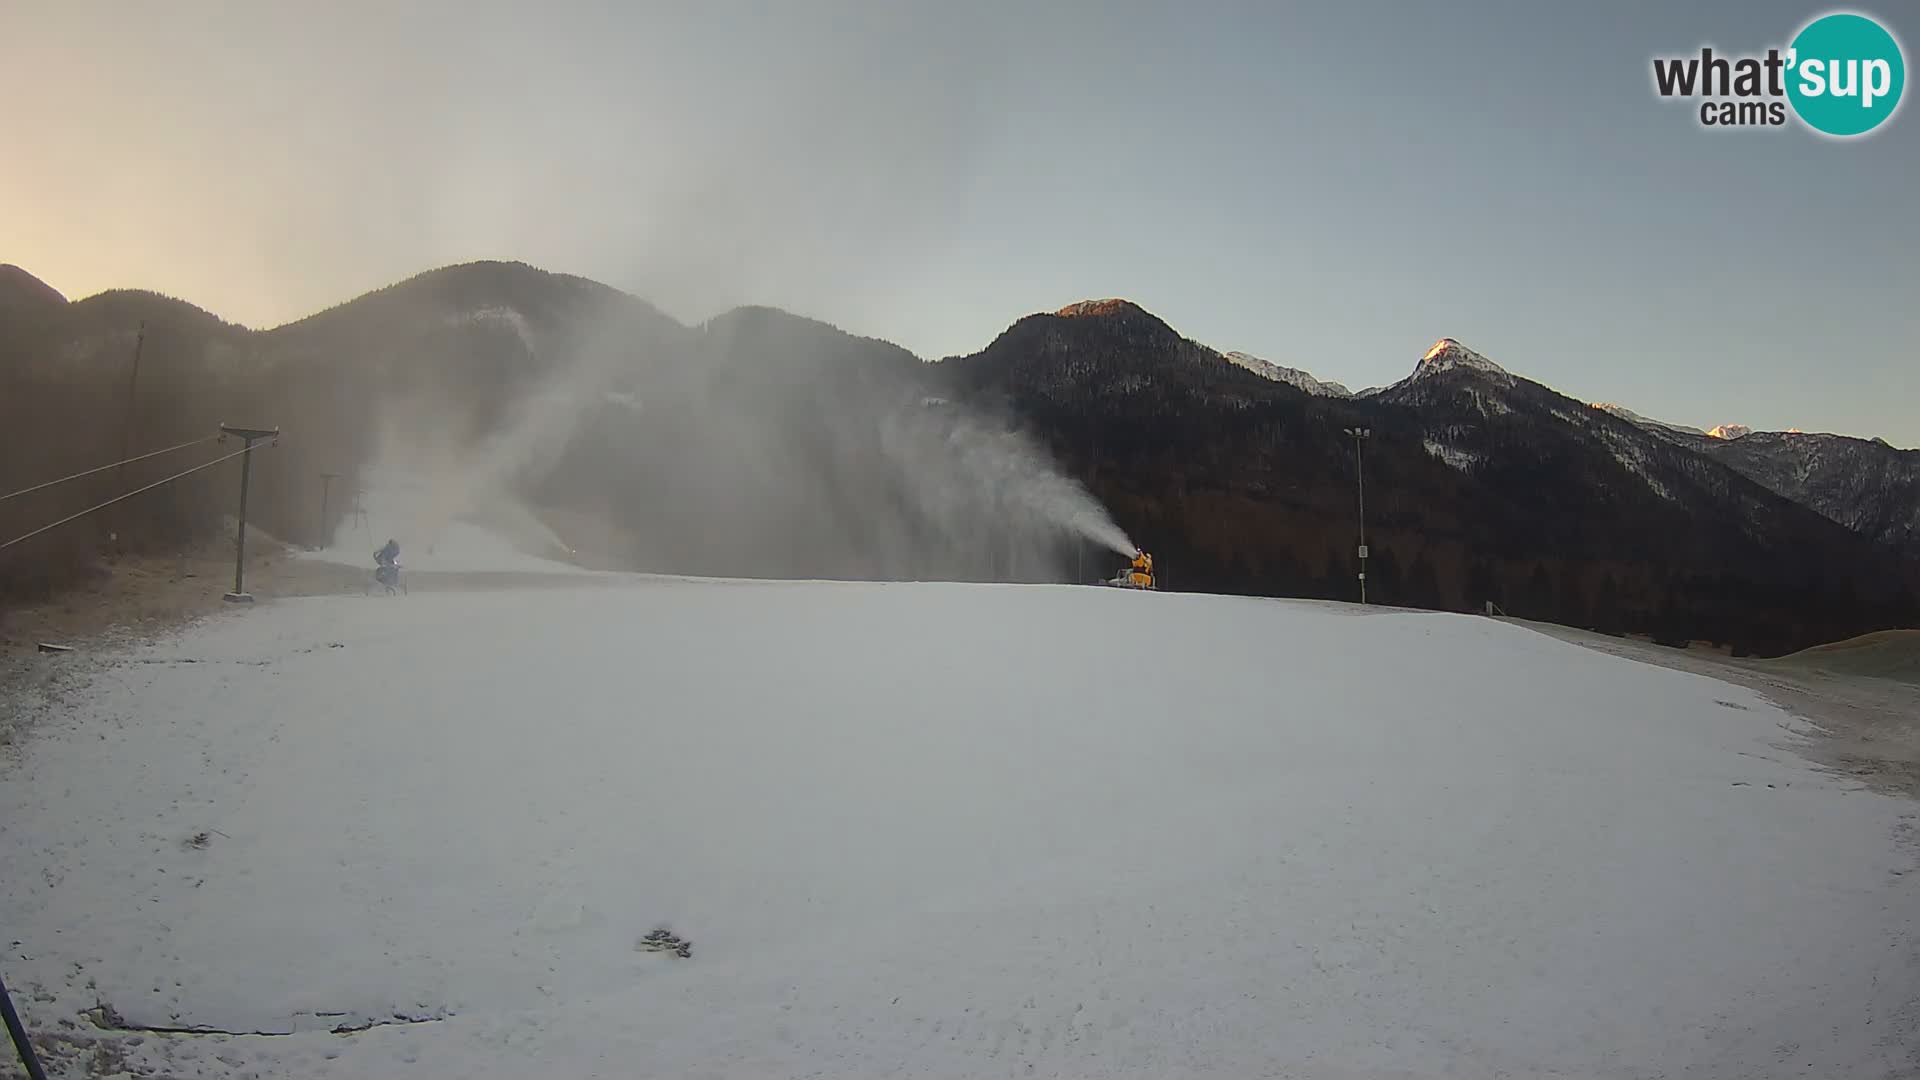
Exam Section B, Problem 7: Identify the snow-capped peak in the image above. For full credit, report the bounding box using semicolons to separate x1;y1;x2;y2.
1054;298;1145;319
1411;338;1509;381
1221;351;1353;397
1707;423;1752;440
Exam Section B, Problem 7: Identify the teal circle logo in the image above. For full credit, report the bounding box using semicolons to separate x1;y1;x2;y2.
1787;12;1905;136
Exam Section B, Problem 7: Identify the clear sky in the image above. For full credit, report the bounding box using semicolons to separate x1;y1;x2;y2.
3;1;1915;443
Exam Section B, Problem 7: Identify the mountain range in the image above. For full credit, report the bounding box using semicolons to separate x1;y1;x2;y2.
1;260;1912;655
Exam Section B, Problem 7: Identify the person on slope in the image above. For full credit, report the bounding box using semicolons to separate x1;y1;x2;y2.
371;539;403;593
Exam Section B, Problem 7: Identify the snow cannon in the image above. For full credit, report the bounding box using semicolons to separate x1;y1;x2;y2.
1108;549;1156;590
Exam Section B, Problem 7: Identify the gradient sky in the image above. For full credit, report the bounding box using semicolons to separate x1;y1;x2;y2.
4;1;1915;443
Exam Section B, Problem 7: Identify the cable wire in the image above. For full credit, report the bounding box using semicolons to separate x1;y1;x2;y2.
0;435;219;503
0;443;258;552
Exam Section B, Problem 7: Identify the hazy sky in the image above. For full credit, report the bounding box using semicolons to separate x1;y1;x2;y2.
3;1;1915;443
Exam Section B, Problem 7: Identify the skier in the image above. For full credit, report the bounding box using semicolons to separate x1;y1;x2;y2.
372;539;402;594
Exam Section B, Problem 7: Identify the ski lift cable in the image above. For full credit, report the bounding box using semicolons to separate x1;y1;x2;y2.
0;443;256;552
0;435;220;503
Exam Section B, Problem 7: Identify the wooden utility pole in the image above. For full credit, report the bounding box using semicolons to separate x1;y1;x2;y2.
344;487;370;548
120;323;145;468
318;472;341;551
220;424;279;603
111;322;146;549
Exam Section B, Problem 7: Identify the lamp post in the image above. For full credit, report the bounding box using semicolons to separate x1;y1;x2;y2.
1343;426;1371;604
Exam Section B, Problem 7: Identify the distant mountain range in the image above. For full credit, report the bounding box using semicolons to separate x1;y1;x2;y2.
0;264;66;317
1591;403;1707;438
2;261;1912;654
932;301;1914;652
1683;430;1919;561
1579;396;1917;561
1221;350;1353;398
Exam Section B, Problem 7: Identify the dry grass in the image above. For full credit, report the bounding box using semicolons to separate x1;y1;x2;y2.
1776;629;1920;685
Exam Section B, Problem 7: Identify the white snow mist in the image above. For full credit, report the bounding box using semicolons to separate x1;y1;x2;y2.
346;298;1136;582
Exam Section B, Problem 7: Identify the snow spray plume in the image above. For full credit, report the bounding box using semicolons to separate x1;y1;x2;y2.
522;306;1136;582
353;297;1132;583
409;347;617;547
349;297;648;561
903;407;1134;558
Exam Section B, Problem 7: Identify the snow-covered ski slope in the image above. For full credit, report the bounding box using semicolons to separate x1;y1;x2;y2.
3;581;1916;1078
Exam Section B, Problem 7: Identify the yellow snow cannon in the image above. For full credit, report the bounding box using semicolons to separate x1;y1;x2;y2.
1108;549;1156;590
